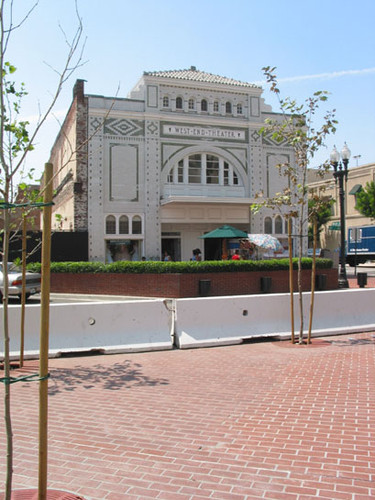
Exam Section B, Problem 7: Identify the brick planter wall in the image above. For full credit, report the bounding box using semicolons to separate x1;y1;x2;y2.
50;268;338;298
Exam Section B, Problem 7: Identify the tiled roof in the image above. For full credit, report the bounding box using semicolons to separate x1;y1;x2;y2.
143;66;260;88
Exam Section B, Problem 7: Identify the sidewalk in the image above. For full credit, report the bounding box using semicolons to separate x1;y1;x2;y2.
348;275;375;288
1;331;375;499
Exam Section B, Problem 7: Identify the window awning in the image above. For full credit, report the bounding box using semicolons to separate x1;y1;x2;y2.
329;221;341;231
349;184;362;195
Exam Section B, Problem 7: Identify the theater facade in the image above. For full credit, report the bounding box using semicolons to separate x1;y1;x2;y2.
49;67;297;262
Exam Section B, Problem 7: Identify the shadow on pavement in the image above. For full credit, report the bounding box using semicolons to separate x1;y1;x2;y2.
329;336;375;347
46;360;169;395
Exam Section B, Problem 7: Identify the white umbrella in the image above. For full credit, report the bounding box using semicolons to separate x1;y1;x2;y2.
247;234;283;251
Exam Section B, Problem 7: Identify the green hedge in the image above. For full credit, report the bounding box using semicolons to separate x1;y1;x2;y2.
27;258;333;275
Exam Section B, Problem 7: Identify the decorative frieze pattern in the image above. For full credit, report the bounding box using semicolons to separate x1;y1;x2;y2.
262;133;289;147
104;118;144;137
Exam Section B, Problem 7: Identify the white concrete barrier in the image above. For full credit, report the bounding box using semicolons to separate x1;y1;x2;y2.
1;289;374;358
1;299;173;359
174;289;375;348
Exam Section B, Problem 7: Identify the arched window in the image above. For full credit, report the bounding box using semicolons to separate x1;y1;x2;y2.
201;99;208;112
188;98;195;110
264;217;272;234
275;215;283;234
162;96;169;107
213;101;219;112
132;215;142;234
106;215;116;234
119;215;129;234
237;103;243;114
167;153;241;187
225;101;232;114
176;96;183;109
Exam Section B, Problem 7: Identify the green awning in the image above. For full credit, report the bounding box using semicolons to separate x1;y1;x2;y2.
329;221;341;231
349;184;362;195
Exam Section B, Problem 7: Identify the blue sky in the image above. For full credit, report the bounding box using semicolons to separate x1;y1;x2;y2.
8;0;375;180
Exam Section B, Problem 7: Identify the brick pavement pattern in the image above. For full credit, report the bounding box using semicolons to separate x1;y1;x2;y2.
1;332;375;499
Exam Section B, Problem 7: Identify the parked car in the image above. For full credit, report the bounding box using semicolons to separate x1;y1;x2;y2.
0;262;41;301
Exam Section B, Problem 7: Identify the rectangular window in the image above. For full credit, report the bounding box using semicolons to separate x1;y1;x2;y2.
350;228;362;242
224;163;229;185
188;154;201;183
206;155;219;184
178;161;184;183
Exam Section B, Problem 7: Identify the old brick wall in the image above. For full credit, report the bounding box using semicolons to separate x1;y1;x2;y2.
48;79;88;232
73;79;89;231
50;268;338;298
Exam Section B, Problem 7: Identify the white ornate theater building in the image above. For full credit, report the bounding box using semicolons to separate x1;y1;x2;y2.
49;67;297;262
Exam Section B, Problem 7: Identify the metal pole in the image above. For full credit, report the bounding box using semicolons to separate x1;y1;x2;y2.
337;167;349;288
354;228;358;276
38;163;53;500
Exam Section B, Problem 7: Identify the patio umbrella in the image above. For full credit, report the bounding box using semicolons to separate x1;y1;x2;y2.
200;225;248;239
247;234;283;252
200;225;248;259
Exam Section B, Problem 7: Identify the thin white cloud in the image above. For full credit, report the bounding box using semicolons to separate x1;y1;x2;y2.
254;67;375;86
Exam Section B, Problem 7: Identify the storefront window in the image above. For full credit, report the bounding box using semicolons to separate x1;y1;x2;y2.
106;240;141;262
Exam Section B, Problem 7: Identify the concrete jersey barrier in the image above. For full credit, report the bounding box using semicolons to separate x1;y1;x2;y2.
174;289;375;348
1;299;173;359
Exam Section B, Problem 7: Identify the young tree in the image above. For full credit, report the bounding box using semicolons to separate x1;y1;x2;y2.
308;196;335;245
355;181;375;219
253;67;338;344
0;1;84;498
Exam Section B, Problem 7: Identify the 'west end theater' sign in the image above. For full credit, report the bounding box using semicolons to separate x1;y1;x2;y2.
163;124;246;141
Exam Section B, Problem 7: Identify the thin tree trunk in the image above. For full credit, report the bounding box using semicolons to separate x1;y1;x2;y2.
307;217;318;344
20;214;27;367
3;186;13;500
298;212;304;344
288;218;295;343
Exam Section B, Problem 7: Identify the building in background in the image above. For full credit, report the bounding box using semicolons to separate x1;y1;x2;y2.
0;184;41;232
48;68;299;262
308;162;375;255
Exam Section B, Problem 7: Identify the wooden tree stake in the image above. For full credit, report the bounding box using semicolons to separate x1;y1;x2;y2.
38;163;53;500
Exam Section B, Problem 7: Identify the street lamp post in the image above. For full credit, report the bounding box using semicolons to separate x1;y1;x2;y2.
330;143;351;289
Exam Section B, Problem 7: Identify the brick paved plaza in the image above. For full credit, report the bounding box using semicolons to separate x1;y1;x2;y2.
1;330;375;499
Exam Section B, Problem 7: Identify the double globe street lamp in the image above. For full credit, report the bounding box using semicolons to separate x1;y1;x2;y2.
330;142;351;288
